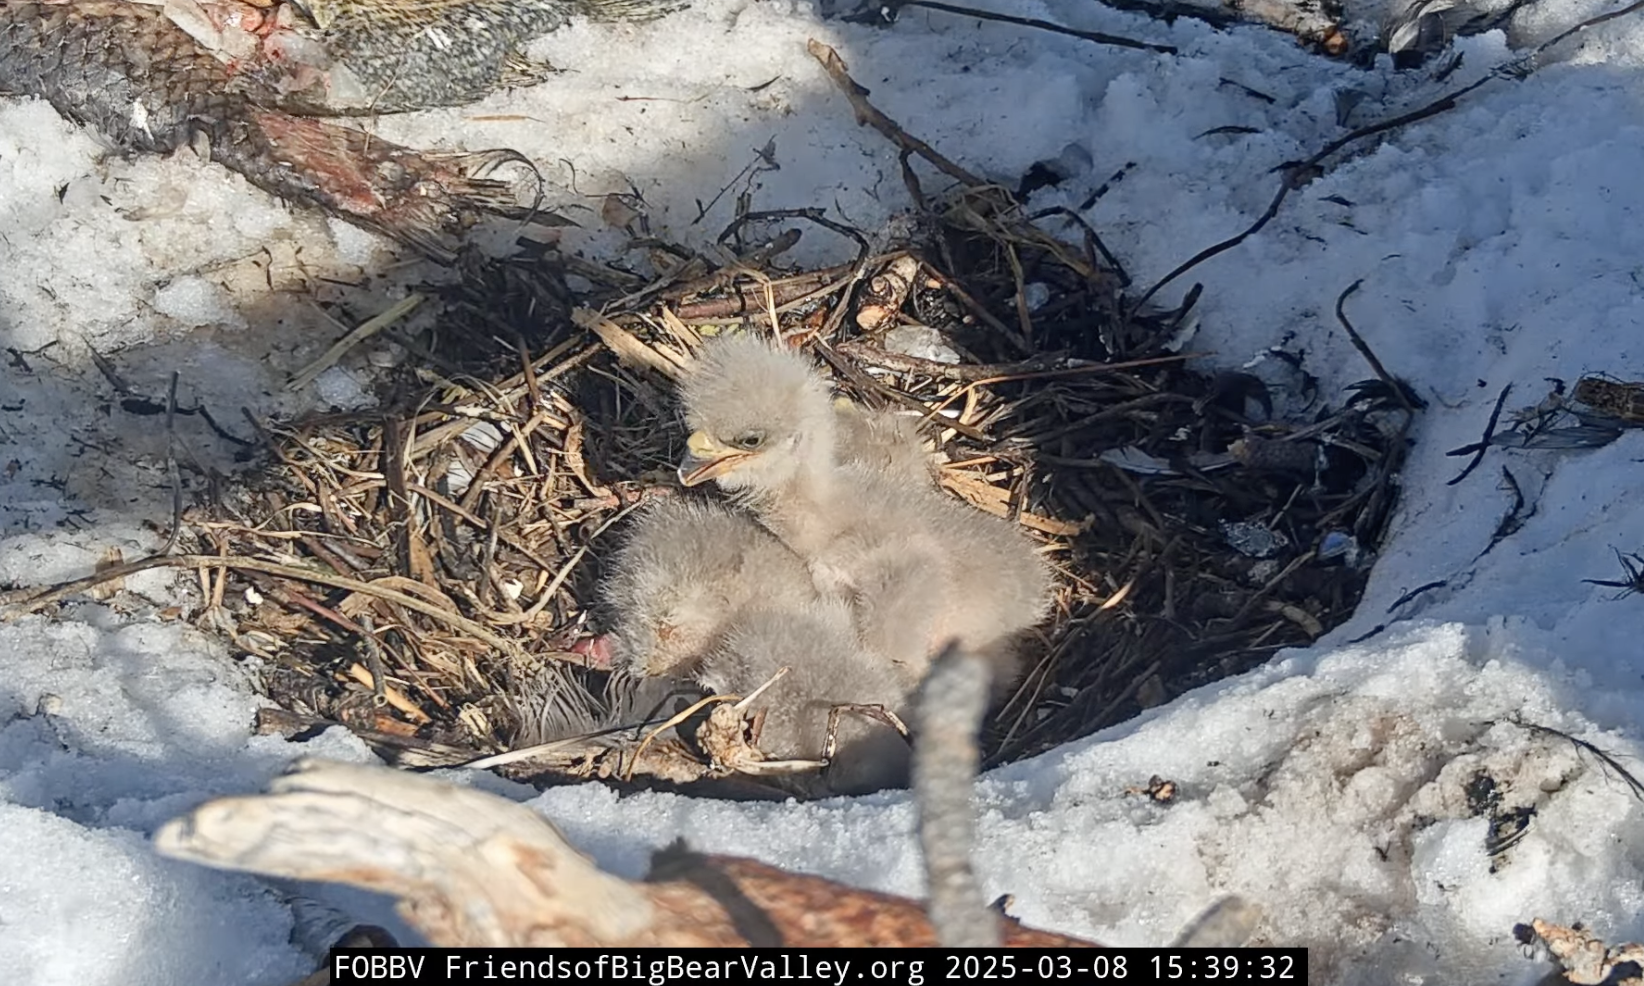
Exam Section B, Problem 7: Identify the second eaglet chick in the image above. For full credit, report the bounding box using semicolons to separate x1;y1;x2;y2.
600;497;909;794
676;334;1053;691
832;397;935;489
600;497;819;680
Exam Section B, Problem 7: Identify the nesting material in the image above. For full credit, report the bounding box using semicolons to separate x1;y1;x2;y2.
75;138;1409;794
707;605;912;796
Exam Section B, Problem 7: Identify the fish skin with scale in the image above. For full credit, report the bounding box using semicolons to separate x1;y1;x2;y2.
0;0;680;256
0;0;242;155
275;0;682;113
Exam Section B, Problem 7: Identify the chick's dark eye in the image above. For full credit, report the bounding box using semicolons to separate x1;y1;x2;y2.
734;432;765;450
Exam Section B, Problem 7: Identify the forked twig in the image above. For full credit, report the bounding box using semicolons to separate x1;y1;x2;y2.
807;40;983;188
821;703;912;762
1334;280;1422;414
1446;383;1513;485
625;692;740;781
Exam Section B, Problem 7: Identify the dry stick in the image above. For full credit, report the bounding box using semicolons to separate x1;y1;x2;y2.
458;408;554;514
457;713;683;771
0;554;526;657
676;272;858;326
1226;550;1317;629
161;371;184;557
894;0;1175;54
808;40;983;188
1512;718;1644;801
920;354;1200;432
625;693;739;781
1029;205;1131;286
1003;241;1035;344
154;758;1102;947
288;294;425;393
478;498;647;628
672;269;848;321
837;339;1192;384
667;259;858;316
717;207;876;344
716;207;871;258
1334;280;1420;414
357;612;388;707
1446;383;1513;486
516;334;543;416
406;482;561;576
928;269;1031;353
1129;0;1644;320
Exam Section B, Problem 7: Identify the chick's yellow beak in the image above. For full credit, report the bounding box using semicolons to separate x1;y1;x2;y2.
677;431;751;486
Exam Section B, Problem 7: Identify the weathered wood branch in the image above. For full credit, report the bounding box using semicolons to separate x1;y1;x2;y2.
1519;918;1644;985
154;758;1102;947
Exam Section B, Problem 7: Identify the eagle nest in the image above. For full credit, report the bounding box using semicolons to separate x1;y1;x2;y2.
158;161;1408;799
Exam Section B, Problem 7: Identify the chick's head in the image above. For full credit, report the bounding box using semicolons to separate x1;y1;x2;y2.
676;334;836;495
606;580;730;679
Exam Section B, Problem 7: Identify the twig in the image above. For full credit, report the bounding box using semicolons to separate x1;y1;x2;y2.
1446;384;1512;485
154;758;1104;947
837;340;1194;383
1479;465;1535;558
1511;719;1644;802
691;144;779;225
1333;280;1421;413
1385;579;1449;613
288;294;425;393
1027;205;1131;286
716;208;871;263
669;263;857;321
1227;550;1316;628
458;715;675;771
626;693;737;781
893;1;1175;54
807;40;983;188
667;258;855;312
161;371;184;557
357;613;388;707
923;267;1031;353
575;308;687;379
457;408;554;515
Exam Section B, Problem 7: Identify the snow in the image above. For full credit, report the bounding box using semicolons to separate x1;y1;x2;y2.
4;0;1644;982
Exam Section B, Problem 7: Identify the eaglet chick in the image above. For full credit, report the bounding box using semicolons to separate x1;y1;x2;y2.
832;398;935;489
600;497;910;793
675;334;1052;692
600;497;818;679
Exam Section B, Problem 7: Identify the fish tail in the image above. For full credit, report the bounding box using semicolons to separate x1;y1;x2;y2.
227;110;548;262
